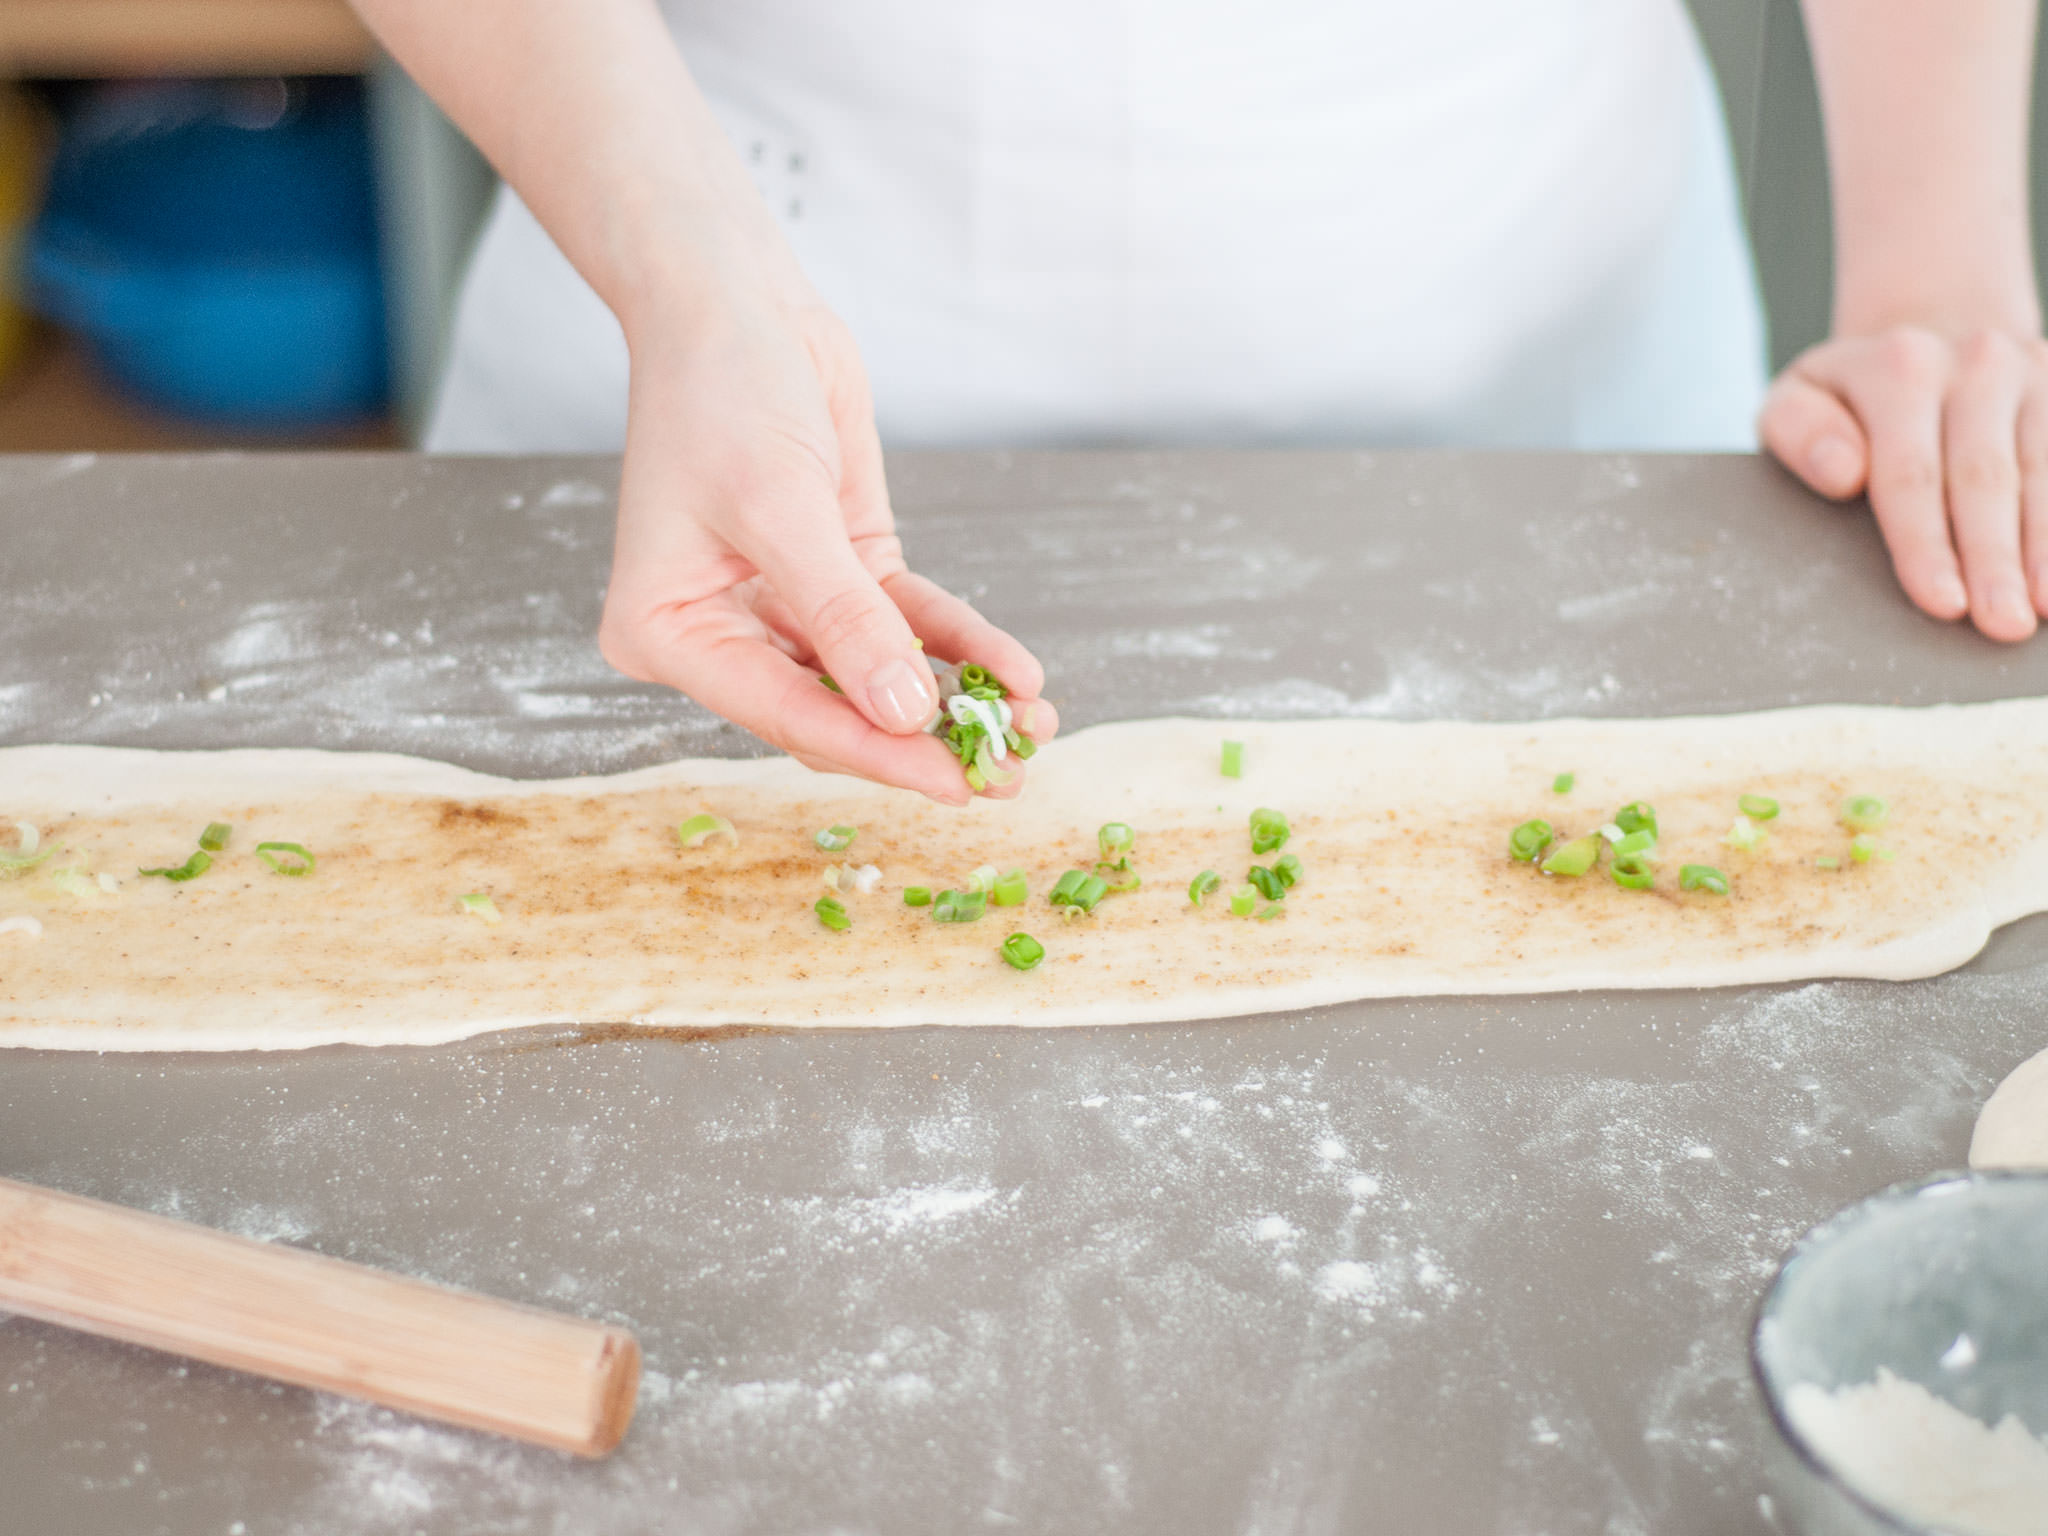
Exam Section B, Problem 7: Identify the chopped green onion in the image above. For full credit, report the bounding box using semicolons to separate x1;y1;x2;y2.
967;864;1000;896
1613;828;1658;860
1552;773;1575;794
1540;836;1600;878
814;824;858;852
933;888;987;923
1221;740;1245;778
1247;864;1286;902
139;850;212;882
1614;802;1658;839
1849;833;1882;865
960;663;995;692
991;868;1029;907
1249;807;1291;855
1229;884;1257;917
1680;864;1729;895
1272;853;1303;889
1597;822;1625;844
815;895;851;932
903;886;933;907
1011;734;1038;761
0;822;52;873
1737;793;1779;821
1814;856;1840;871
1255;904;1286;921
198;821;231;852
1508;819;1554;862
1725;816;1768;852
821;864;846;892
1100;867;1142;894
1098;822;1135;860
254;841;315;877
1189;869;1221;906
1609;852;1656;891
1000;931;1045;971
48;867;96;900
1842;795;1889;833
965;764;988;792
818;673;845;695
675;813;737;848
1048;869;1109;913
456;892;501;924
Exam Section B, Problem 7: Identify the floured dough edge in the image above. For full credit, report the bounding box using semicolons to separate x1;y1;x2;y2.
1971;1045;2048;1170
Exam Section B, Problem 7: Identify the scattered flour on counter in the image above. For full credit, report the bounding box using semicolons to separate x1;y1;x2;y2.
1786;1370;2048;1536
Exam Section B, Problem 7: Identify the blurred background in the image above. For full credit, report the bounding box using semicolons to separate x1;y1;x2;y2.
0;0;2040;453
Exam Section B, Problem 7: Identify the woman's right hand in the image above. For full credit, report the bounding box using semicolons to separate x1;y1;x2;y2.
597;283;1056;805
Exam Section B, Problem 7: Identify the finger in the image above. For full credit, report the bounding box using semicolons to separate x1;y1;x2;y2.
1759;368;1869;500
2021;375;2048;616
636;600;971;803
1941;333;2034;641
730;475;940;737
883;571;1049;702
1804;334;1968;621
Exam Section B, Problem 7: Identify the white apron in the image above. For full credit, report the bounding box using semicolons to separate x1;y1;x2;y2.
427;1;1767;453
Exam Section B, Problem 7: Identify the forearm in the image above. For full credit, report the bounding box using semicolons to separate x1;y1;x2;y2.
349;0;801;337
1803;0;2040;336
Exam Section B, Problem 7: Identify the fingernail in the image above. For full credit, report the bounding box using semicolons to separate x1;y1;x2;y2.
1994;578;2033;625
1811;436;1857;486
1937;573;1969;612
865;656;936;734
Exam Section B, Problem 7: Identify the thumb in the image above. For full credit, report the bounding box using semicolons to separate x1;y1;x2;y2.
1760;369;1870;501
744;510;938;736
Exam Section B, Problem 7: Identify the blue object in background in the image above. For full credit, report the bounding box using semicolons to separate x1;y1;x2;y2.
27;78;388;430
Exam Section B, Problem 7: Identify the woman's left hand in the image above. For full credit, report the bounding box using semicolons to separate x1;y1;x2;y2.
1761;324;2048;643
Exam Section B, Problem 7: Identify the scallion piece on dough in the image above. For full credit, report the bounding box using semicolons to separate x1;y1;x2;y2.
1509;819;1554;862
967;864;1000;896
1273;852;1303;889
456;892;501;924
1552;773;1574;794
1613;828;1658;860
991;868;1029;907
1814;856;1840;871
1221;741;1245;779
0;822;53;872
675;813;737;849
198;821;231;852
1249;807;1290;855
1255;903;1286;921
1842;795;1889;833
1540;836;1600;878
1189;869;1221;906
815;895;851;932
1737;793;1779;821
1247;864;1286;902
1849;833;1882;865
1613;802;1657;839
814;824;857;852
933;887;987;924
1680;864;1729;895
1098;822;1135;861
903;886;933;907
1049;869;1109;913
1229;884;1257;917
254;841;315;877
1101;867;1142;894
140;850;212;882
1609;852;1656;891
1725;816;1768;852
1000;931;1045;971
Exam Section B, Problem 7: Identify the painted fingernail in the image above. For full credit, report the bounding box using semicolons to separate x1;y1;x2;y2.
1811;436;1857;486
865;657;936;734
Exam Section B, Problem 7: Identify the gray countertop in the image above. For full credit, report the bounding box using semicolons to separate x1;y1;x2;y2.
2;449;2044;1536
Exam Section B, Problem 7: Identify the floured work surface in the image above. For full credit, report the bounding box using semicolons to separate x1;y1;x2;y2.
4;700;2047;1051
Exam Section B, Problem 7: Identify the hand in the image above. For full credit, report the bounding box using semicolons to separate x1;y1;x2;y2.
597;289;1055;804
1762;325;2048;642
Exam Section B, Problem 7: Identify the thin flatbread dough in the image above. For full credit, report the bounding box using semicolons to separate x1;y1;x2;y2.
1971;1046;2048;1171
5;701;2048;1051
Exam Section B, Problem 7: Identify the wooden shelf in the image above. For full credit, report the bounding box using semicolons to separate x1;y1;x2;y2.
0;0;374;78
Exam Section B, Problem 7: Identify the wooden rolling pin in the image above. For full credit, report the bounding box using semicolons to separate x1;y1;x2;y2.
0;1176;639;1456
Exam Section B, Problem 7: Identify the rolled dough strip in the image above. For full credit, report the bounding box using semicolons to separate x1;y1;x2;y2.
1971;1046;2048;1171
5;701;2048;1051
